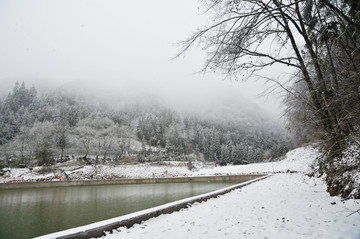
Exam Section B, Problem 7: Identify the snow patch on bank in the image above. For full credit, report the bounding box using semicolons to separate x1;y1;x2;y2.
193;145;319;176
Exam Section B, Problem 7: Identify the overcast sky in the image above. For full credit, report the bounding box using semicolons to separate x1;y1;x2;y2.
0;0;285;118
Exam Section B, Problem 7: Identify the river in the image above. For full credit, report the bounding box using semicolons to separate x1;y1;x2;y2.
0;181;238;238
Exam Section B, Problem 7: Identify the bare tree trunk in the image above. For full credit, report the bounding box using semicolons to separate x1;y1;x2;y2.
295;2;342;154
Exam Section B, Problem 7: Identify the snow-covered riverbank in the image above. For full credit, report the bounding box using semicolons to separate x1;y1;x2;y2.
99;173;360;239
2;145;318;182
94;146;360;239
3;145;360;238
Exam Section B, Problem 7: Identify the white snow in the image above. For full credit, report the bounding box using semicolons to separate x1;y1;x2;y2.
192;145;319;176
100;174;360;239
94;145;359;239
3;145;360;238
2;145;319;181
339;143;360;198
34;177;267;239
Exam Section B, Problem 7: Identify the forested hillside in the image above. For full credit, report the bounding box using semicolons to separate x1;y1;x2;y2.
0;82;290;168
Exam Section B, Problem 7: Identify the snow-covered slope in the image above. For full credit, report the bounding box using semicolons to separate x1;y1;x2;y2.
94;145;359;239
193;145;319;176
1;145;319;182
3;146;360;238
101;173;360;239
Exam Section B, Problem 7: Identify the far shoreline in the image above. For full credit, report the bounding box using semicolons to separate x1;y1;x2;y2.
0;174;265;190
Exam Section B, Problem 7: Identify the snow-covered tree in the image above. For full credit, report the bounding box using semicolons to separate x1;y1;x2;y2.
28;121;57;165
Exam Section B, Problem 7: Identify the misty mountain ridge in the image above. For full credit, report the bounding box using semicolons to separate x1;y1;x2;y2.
0;81;290;167
0;75;280;119
187;93;280;130
0;79;283;137
51;79;281;131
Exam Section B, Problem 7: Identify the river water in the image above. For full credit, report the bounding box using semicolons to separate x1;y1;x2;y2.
0;181;237;238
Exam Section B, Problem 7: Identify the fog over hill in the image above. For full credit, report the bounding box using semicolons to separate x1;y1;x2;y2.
0;0;289;169
0;77;285;138
0;0;284;127
42;78;281;127
0;81;290;167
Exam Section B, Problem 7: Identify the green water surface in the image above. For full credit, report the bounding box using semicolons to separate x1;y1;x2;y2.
0;181;237;239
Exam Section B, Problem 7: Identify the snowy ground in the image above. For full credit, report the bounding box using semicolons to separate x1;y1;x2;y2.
3;146;360;238
93;145;359;239
1;145;318;181
100;174;360;239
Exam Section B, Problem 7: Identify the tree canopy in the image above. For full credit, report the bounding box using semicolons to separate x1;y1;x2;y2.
179;0;360;198
0;82;290;167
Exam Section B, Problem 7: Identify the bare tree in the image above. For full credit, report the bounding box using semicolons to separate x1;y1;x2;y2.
178;0;359;155
178;0;360;198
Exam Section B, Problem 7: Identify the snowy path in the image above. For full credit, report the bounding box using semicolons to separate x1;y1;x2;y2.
99;173;360;239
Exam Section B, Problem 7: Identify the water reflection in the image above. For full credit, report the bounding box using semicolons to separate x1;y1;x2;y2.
0;181;236;239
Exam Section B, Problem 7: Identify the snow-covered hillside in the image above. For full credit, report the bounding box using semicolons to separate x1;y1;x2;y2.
2;146;318;182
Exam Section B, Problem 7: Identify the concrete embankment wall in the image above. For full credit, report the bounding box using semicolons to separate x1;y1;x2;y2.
34;175;270;239
0;174;264;190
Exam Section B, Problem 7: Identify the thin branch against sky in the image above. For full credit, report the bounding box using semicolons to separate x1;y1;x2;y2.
0;0;287;118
